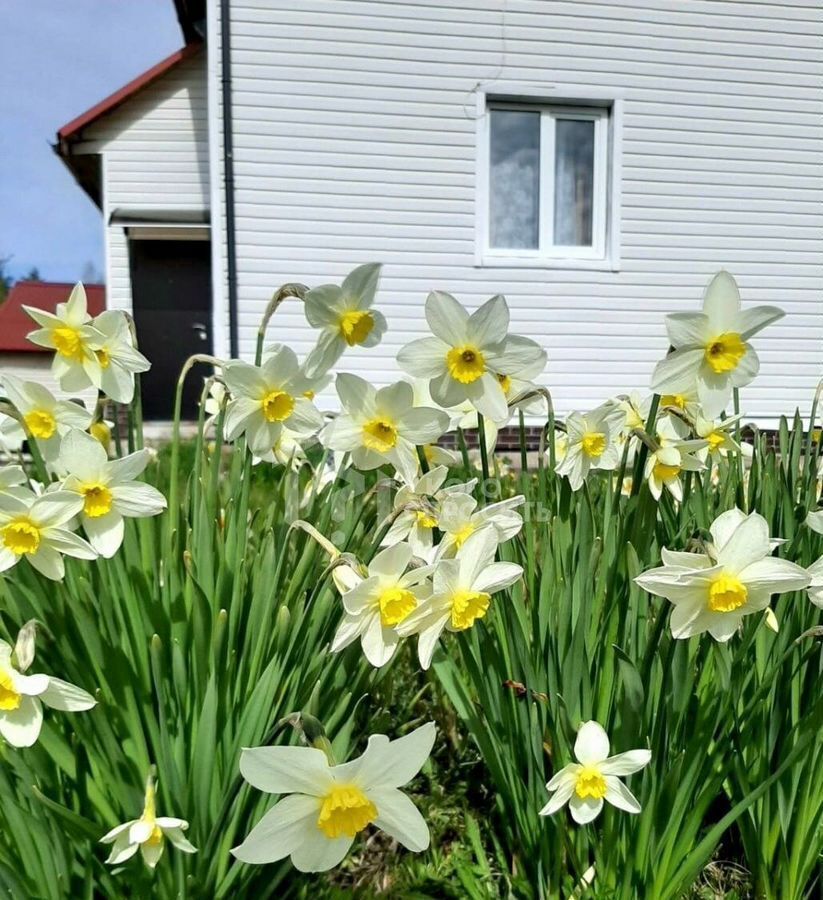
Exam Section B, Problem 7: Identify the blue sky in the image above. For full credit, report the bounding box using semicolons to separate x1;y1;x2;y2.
1;1;182;282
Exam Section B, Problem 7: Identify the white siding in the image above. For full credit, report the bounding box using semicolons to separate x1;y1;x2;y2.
224;0;823;425
73;52;209;311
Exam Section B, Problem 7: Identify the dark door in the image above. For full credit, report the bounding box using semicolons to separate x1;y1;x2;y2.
129;239;212;420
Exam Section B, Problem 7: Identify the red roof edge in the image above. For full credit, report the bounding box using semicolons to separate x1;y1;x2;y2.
57;42;203;143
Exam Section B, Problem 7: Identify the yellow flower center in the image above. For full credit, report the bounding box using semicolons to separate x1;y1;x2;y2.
575;766;607;800
145;824;164;847
0;670;21;711
661;394;688;410
261;390;295;423
52;326;85;361
1;519;41;556
90;421;111;447
96;348;111;369
653;461;681;482
339;310;375;346
450;589;491;631
446;345;485;384
24;409;57;440
705;332;746;374
317;785;377;839
581;431;607;459
706;431;726;453
303;389;316;400
81;482;113;518
707;574;749;613
453;523;475;548
378;586;417;626
362;417;398;452
415;510;438;529
497;373;512;395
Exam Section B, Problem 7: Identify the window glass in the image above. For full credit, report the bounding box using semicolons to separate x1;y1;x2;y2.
553;118;595;247
489;109;540;249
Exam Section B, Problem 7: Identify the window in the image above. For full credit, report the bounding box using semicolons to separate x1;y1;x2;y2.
480;98;617;267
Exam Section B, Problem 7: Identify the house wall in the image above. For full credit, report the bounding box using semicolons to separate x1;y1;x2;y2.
72;52;210;312
218;0;823;425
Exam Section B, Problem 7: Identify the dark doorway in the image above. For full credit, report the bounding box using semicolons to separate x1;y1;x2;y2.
129;239;212;420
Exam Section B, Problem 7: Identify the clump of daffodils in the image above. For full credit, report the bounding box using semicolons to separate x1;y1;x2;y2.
100;772;196;868
0;620;96;748
540;721;651;824
232;722;435;871
635;508;809;641
651;271;783;418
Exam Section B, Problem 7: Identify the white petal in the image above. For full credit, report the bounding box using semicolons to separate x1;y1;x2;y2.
239;745;333;796
140;838;164;869
708;508;748;554
466;294;509;347
703;270;740;332
716;512;770;574
348;722;436;791
604;776;642;814
231;794;319;864
290;828;353;873
397;337;448;379
26;546;65;581
425;291;469;345
650;348;704;396
665;312;709;348
600;749;651;777
696;369;732;420
360;613;399;668
40;677;96;711
574;721;609;765
539;774;576;816
472;561;522;595
371;786;430;851
0;695;43;747
83;512;125;558
737;305;784;341
111;483;167;518
368;542;412;579
161;825;197;854
738;557;810;594
568;794;603;825
105;834;139;865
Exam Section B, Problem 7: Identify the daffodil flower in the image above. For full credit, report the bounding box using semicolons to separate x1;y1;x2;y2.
635;508;809;641
57;429;166;557
89;310;150;404
434;491;524;559
320;375;449;483
381;466;476;559
0;620;96;748
540;721;651;824
303;263;388;378
2;375;91;461
332;543;432;667
397;528;522;669
232;722;435;872
0;490;96;580
0;466;30;502
397;292;544;422
0;412;25;454
23;282;105;392
694;414;745;462
644;417;706;502
223;346;324;456
556;407;625;491
100;772;196;868
651;271;783;419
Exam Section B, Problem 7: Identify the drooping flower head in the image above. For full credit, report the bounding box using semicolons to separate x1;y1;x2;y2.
651;271;783;418
397;292;545;422
303;263;387;377
635;508;809;641
232;722;435;872
540;721;650;824
89;310;151;404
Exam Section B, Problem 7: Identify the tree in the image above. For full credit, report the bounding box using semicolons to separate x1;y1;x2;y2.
0;256;11;304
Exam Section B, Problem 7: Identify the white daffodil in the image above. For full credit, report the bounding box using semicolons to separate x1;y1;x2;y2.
321;375;449;483
556;407;625;492
303;263;388;378
0;466;30;502
694;414;745;462
398;528;522;669
0;491;96;580
331;543;432;667
89;418;114;450
223;346;324;456
23;282;104;392
644;417;706;502
0;620;96;748
635;508;809;641
253;427;310;469
232;722;435;872
539;721;651;825
57;429;166;558
435;491;524;559
651;271;783;419
806;556;823;609
658;387;702;420
2;375;91;462
397;292;545;423
0;412;25;454
101;772;196;869
614;392;651;435
89;310;150;403
381;467;475;559
806;509;823;536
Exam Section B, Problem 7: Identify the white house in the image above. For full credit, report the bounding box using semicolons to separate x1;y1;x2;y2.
57;0;823;424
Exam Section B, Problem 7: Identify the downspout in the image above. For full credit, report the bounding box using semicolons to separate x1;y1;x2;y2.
220;0;239;357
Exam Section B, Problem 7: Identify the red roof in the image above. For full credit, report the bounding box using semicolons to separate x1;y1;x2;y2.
0;282;105;353
58;43;202;142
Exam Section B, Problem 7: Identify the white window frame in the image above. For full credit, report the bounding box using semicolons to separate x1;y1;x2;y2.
475;84;623;271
